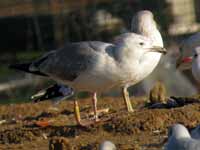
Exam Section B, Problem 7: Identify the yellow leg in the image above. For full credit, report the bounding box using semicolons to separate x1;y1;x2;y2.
122;87;134;112
92;92;99;122
74;99;82;125
73;98;99;126
73;94;109;126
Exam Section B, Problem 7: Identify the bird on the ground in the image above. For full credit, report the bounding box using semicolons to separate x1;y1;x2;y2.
116;10;164;111
10;32;166;126
99;141;116;150
176;32;200;70
31;10;165;113
177;46;200;83
165;124;200;150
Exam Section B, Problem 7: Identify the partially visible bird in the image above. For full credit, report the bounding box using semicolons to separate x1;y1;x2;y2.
165;124;200;150
191;46;200;83
31;84;74;103
177;46;200;83
191;125;200;139
99;141;116;150
176;32;200;70
131;10;163;47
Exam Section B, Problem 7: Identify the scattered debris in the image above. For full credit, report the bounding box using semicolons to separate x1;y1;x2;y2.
35;120;51;127
42;133;48;140
148;96;200;109
0;120;6;125
149;81;167;104
49;137;72;150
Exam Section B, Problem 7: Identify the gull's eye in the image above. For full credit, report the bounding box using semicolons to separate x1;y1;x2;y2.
139;42;144;46
194;53;198;58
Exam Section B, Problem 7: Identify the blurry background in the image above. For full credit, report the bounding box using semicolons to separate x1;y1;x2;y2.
0;0;200;104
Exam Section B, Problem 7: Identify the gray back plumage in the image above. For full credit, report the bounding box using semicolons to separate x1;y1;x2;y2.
31;41;114;81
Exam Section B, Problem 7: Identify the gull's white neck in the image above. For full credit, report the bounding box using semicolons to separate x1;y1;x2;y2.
132;27;163;84
192;56;200;82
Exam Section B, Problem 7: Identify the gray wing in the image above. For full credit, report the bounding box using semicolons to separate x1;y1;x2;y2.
166;138;200;150
31;41;114;81
184;139;200;150
191;125;200;139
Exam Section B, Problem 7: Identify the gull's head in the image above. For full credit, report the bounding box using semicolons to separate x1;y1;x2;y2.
176;45;193;70
176;46;200;70
126;33;166;55
99;141;116;150
131;10;157;36
176;32;200;70
115;33;166;61
168;124;191;139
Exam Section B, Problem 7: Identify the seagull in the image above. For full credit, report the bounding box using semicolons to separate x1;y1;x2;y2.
115;10;164;111
30;10;165;113
191;47;200;83
10;33;166;126
176;32;200;70
165;124;200;150
99;141;116;150
178;46;200;83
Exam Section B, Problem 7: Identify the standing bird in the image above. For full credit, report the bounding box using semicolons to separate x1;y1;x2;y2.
10;33;166;126
31;10;165;113
176;32;200;70
177;46;200;83
116;10;164;112
165;124;200;150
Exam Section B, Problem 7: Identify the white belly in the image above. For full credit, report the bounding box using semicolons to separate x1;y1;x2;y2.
53;52;162;92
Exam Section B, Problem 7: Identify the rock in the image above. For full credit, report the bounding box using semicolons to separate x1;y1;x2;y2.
149;81;167;104
49;137;72;150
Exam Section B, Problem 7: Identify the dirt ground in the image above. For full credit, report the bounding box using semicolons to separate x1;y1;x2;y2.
0;96;200;150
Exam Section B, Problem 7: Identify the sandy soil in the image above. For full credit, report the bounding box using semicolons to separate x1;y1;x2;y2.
0;96;200;150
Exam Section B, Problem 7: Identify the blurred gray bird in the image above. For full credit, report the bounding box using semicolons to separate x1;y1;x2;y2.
177;46;200;83
176;32;200;70
191;125;200;139
99;141;116;150
165;124;200;150
131;10;163;47
191;47;200;83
